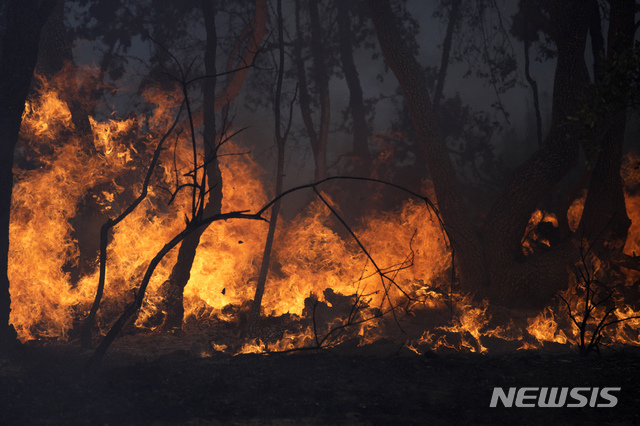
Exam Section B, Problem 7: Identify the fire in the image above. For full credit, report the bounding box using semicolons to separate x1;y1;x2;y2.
88;116;137;157
622;152;640;256
521;209;558;255
525;307;570;346
7;65;640;355
22;90;73;139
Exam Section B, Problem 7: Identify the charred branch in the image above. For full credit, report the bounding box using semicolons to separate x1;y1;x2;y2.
80;103;184;347
86;169;446;368
560;239;640;355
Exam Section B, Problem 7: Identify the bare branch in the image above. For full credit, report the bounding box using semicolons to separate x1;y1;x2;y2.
80;103;184;347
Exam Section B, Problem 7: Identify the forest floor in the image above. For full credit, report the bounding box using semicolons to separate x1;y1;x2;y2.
1;333;639;425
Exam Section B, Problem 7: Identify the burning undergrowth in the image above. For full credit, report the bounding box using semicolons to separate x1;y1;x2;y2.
8;65;640;360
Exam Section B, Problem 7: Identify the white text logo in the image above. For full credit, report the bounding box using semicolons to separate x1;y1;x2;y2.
489;387;620;408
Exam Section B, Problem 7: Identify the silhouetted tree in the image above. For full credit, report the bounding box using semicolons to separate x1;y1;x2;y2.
294;0;331;181
247;0;293;334
336;0;371;175
0;0;57;349
159;0;267;331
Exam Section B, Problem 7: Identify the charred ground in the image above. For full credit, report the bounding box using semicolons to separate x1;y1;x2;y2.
1;338;639;425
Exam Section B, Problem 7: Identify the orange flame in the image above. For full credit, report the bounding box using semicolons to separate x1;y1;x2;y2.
8;66;640;355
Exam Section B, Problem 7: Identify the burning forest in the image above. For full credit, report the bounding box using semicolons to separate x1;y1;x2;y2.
1;0;640;424
11;58;640;360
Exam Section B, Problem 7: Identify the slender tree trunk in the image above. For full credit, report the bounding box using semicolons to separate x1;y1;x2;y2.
297;0;330;181
34;0;101;290
35;0;70;77
588;0;605;83
522;13;542;147
247;154;284;333
432;0;460;109
336;0;371;175
247;0;289;332
160;0;223;331
0;0;57;349
159;0;267;331
175;0;267;133
294;0;319;171
309;0;329;181
36;0;94;148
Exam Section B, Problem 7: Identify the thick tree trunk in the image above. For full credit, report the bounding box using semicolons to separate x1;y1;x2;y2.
0;0;56;349
484;1;588;259
369;0;484;296
473;1;591;309
160;223;213;330
578;0;634;257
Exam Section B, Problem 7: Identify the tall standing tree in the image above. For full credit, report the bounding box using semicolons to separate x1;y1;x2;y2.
577;0;634;259
0;0;57;349
247;0;293;334
159;0;267;331
336;0;371;175
158;0;223;331
294;0;331;181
